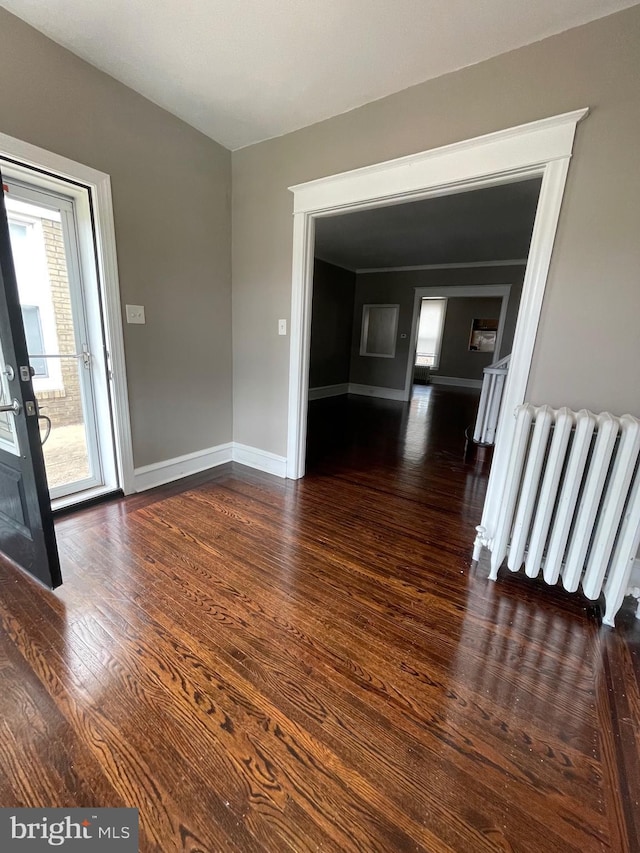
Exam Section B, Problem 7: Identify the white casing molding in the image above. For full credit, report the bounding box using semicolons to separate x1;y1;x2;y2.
287;108;589;485
0;132;136;495
430;376;483;390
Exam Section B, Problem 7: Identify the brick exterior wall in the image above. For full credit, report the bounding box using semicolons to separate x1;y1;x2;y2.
38;219;84;428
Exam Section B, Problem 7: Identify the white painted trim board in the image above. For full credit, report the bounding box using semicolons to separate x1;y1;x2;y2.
308;383;349;400
348;383;407;402
134;444;233;492
430;376;483;390
232;443;288;478
289;110;588;213
309;379;482;399
134;442;288;491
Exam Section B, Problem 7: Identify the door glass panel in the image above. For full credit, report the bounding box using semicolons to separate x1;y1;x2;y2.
0;334;20;457
5;193;94;494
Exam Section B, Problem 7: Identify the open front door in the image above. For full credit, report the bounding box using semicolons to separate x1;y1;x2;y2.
0;173;61;588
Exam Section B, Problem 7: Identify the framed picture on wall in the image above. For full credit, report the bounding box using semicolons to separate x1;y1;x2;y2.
469;318;498;352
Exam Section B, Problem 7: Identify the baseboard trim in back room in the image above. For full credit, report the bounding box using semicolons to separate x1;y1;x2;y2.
429;375;483;390
308;383;349;400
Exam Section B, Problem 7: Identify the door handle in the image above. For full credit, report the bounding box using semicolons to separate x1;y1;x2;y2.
28;345;92;369
0;399;21;415
38;414;52;444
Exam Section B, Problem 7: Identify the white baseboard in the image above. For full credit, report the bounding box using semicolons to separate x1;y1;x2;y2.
309;382;406;401
348;383;407;402
134;443;233;492
308;383;349;400
430;375;483;390
232;443;288;478
134;440;289;491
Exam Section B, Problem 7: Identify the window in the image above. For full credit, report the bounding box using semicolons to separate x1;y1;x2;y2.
20;305;48;377
415;298;447;369
7;213;63;393
9;221;28;244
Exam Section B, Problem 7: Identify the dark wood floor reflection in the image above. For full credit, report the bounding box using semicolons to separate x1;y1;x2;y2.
0;385;638;851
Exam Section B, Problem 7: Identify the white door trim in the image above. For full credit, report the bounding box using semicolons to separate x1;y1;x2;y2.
287;108;588;485
0;132;135;494
403;284;511;400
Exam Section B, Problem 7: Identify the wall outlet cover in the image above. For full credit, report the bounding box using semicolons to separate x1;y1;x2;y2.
126;304;145;324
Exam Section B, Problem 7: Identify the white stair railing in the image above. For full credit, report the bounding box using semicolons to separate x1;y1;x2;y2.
473;354;511;445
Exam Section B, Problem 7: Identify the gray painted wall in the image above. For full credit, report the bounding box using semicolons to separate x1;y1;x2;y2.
232;6;640;457
437;297;502;381
350;267;525;390
309;260;355;388
0;8;232;469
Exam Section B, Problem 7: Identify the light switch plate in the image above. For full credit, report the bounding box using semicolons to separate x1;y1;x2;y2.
278;319;287;336
126;304;145;324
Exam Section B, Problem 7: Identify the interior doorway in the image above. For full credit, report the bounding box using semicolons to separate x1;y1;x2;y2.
287;109;588;503
404;283;515;398
304;173;540;480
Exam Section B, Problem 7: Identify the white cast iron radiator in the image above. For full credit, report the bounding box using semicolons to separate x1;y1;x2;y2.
413;365;431;384
473;404;640;626
473;354;510;445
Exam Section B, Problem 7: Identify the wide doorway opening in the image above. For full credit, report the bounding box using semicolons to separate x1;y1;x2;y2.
287;110;588;505
306;177;541;476
2;170;119;508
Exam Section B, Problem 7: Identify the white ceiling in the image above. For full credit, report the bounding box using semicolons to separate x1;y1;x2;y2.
314;178;542;271
2;0;637;150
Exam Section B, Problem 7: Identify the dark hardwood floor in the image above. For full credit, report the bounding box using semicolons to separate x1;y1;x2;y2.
0;385;638;852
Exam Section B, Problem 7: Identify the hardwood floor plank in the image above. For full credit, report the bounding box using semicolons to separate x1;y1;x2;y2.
138;493;601;757
65;513;606;851
57;524;516;846
0;386;637;851
0;628;120;809
61;535;480;852
594;621;640;853
60;492;604;844
0;589;259;853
